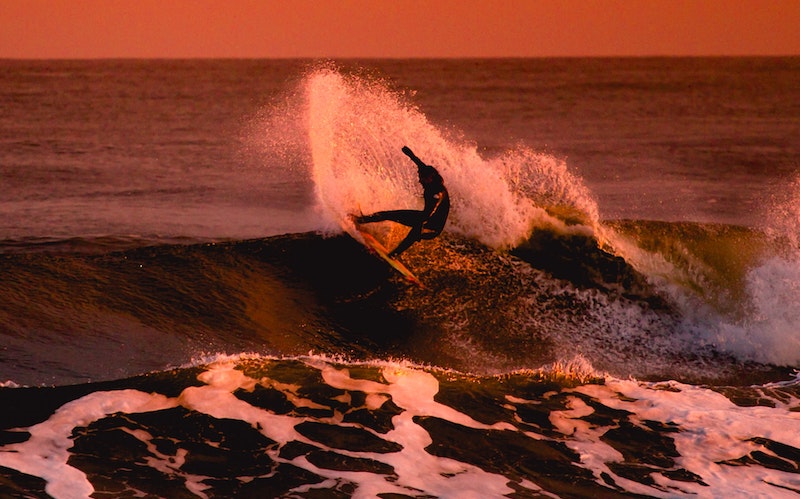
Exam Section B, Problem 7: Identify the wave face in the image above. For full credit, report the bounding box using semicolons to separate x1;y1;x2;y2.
1;224;797;388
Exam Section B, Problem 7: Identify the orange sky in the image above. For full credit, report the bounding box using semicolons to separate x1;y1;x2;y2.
1;0;799;58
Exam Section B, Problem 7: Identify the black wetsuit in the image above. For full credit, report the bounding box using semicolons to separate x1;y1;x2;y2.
357;148;450;257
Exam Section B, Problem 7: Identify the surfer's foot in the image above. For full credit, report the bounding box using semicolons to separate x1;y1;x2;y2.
348;213;365;224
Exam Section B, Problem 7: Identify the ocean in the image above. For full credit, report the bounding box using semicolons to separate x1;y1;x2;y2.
1;58;800;498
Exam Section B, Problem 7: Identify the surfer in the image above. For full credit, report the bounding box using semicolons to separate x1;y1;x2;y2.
355;146;450;257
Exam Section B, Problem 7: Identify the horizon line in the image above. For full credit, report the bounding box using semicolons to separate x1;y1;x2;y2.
2;54;799;61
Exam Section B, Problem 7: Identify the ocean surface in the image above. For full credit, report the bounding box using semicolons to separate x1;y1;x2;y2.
2;58;800;498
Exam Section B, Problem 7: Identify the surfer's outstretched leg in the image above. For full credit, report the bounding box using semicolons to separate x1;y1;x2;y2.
356;209;423;228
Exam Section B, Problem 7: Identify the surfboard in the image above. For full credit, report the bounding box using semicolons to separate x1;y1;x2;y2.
356;228;425;288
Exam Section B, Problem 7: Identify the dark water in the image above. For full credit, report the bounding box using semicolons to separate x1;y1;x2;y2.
2;59;800;498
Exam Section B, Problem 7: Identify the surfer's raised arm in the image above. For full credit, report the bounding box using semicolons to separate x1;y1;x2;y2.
402;146;427;169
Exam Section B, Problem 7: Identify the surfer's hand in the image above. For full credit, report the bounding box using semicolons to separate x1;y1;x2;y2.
402;146;424;167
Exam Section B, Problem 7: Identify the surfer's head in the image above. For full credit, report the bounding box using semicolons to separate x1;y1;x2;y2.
418;165;443;186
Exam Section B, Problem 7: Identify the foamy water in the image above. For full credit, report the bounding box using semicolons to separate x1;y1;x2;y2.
3;355;799;498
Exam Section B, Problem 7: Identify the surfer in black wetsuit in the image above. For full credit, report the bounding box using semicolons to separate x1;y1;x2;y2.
355;146;450;257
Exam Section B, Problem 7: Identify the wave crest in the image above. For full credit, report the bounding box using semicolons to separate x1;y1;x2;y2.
303;67;600;249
